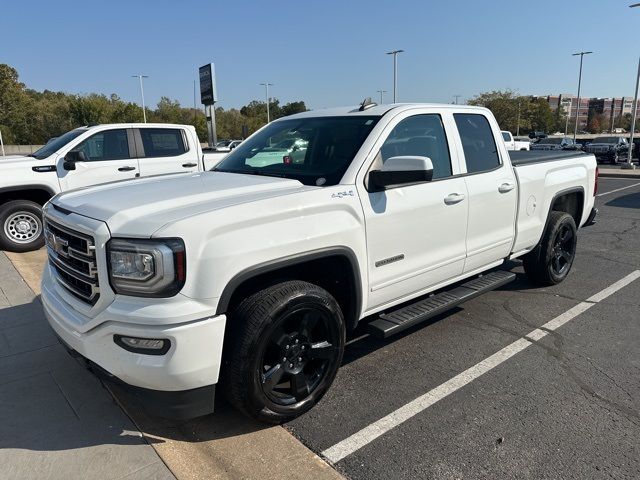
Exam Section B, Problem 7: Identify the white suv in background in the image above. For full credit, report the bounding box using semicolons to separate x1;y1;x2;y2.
0;123;208;252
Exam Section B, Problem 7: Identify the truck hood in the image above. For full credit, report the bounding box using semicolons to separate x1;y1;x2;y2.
52;171;312;236
0;155;39;168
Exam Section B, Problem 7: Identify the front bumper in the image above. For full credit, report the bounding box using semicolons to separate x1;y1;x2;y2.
42;264;226;419
56;333;216;419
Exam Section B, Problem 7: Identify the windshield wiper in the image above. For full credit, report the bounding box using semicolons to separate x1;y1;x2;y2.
213;167;287;178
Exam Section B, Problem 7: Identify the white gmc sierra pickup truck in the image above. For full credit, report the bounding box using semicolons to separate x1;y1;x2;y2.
0;123;222;252
41;103;598;423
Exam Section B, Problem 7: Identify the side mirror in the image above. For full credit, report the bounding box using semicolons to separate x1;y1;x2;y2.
63;150;87;170
368;156;434;192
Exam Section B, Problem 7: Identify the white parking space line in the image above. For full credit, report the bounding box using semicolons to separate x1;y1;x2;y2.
322;270;640;464
597;181;640;197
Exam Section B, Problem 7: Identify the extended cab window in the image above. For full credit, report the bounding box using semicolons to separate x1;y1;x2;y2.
73;129;131;161
139;128;187;157
501;132;511;141
380;114;452;179
454;114;501;174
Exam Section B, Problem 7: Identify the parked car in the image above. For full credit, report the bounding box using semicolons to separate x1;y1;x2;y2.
583;136;632;164
528;131;547;139
530;137;579;151
41;103;597;423
501;131;530;151
244;138;309;167
214;140;243;152
0;123;222;252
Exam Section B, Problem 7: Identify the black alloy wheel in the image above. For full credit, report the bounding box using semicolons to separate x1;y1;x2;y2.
523;211;577;286
550;222;575;277
224;281;345;423
259;305;340;407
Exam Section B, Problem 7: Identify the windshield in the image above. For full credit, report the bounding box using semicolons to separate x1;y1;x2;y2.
593;137;619;144
538;138;563;144
31;128;87;159
214;116;380;186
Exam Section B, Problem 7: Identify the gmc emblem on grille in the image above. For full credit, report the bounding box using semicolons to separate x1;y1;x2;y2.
45;229;69;257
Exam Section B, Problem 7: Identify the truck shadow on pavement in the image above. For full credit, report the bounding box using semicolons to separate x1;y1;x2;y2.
340;261;530;368
606;191;640;209
0;299;168;454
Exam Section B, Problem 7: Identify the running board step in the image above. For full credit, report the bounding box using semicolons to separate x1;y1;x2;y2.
367;271;517;339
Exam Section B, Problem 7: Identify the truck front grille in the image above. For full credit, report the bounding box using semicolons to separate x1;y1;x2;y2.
44;219;100;305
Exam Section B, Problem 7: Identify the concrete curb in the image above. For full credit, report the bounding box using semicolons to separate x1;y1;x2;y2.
7;250;344;480
599;171;640;179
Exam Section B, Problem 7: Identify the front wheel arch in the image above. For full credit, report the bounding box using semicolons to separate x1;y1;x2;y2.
216;248;363;330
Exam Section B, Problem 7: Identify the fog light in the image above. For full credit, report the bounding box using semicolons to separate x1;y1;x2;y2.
114;335;170;355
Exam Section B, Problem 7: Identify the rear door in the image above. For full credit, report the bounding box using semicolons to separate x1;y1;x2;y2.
57;128;139;191
135;127;199;176
453;113;517;273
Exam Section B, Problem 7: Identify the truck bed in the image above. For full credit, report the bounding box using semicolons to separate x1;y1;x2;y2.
509;150;591;166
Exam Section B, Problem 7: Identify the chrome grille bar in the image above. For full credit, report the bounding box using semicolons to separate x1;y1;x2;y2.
44;218;100;305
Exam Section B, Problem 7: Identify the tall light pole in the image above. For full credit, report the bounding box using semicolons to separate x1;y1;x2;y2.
132;75;148;123
260;82;273;123
386;50;404;103
377;89;387;104
564;98;572;136
572;51;592;141
625;3;640;168
516;100;521;137
453;95;462;105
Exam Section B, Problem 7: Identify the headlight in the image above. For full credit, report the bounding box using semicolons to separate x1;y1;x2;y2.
107;238;186;297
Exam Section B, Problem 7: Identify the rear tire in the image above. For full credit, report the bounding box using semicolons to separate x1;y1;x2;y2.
0;200;45;252
223;281;345;424
523;211;577;286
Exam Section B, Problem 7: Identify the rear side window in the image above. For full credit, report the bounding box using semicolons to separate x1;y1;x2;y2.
501;132;511;141
380;114;452;179
139;128;187;157
454;114;501;174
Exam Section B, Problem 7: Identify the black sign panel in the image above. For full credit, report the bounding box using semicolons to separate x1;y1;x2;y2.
199;63;216;105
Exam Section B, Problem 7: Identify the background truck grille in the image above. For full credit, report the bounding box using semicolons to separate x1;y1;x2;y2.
44;219;100;305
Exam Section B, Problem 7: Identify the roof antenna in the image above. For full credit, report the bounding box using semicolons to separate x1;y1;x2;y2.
359;97;377;111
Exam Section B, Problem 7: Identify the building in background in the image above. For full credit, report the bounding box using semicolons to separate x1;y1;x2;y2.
536;94;640;133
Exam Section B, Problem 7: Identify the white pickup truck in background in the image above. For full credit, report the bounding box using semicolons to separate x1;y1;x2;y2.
0;123;221;252
501;130;530;150
41;103;597;423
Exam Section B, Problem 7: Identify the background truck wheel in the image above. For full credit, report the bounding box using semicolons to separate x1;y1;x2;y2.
0;200;45;252
522;211;577;286
223;280;345;424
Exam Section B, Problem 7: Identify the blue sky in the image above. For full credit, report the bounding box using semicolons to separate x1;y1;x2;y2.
1;0;639;111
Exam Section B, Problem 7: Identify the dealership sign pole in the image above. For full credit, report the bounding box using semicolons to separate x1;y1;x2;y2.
199;63;218;147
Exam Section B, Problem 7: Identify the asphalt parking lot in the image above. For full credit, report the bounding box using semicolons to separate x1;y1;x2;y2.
287;177;640;479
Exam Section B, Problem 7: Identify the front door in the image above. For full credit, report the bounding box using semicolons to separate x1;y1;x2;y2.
57;128;139;191
358;112;469;311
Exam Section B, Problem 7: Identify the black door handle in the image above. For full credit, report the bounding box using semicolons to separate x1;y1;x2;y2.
118;166;136;172
182;163;198;168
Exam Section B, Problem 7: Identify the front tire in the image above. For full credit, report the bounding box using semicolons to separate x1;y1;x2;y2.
223;281;345;424
523;211;577;286
0;200;45;252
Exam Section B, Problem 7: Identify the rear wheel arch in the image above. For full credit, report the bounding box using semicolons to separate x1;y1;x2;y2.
548;187;584;228
216;247;363;331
